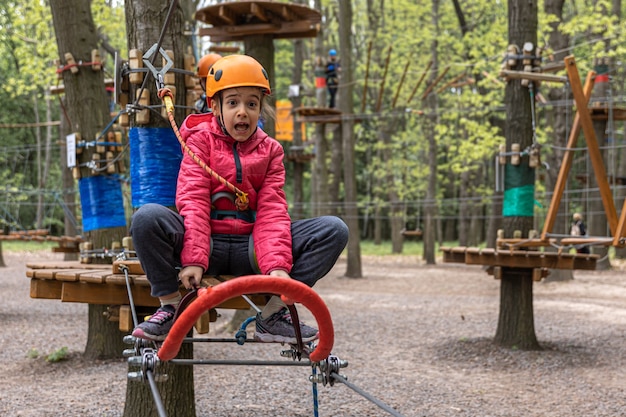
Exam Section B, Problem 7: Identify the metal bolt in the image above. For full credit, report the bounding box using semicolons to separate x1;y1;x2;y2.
127;371;144;381
122;348;137;358
127;356;143;366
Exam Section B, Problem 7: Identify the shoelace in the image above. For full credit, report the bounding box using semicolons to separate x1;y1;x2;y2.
149;308;173;324
278;311;293;324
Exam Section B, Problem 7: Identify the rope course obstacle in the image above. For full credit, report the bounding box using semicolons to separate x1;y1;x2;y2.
442;54;626;275
26;247;408;417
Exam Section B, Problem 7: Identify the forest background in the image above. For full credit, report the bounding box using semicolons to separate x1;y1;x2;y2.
1;0;626;268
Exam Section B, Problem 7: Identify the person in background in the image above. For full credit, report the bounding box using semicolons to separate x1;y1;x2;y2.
325;49;340;108
571;212;590;254
314;55;327;106
194;52;222;113
130;55;349;343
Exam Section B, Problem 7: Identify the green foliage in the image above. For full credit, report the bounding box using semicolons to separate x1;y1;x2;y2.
1;240;57;252
26;345;69;363
3;0;626;243
45;346;69;363
360;239;463;256
0;1;126;232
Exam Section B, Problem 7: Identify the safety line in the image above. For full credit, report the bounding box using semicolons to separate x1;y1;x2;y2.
330;372;407;417
169;359;312;367
146;369;167;417
121;265;140;328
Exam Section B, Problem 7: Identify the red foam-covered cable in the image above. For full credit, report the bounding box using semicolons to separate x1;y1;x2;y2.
158;275;334;362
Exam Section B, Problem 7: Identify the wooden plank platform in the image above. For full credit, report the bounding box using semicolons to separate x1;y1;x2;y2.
441;246;598;270
26;260;266;310
294;107;343;124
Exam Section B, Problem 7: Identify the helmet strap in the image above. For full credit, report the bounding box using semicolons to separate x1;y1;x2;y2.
214;95;231;136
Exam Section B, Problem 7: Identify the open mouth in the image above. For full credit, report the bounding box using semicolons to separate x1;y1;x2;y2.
234;122;249;132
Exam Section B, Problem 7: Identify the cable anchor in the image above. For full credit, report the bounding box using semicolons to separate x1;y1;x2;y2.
310;354;348;386
127;348;168;383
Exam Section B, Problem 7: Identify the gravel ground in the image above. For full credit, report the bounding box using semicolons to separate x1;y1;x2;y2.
0;249;625;417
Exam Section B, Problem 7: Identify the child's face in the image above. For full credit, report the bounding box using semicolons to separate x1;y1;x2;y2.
213;87;262;142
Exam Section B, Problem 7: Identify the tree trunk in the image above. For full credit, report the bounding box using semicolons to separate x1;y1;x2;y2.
245;35;275;138
34;93;43;229
49;0;129;359
291;37;305;220
423;0;440;266
59;97;79;261
313;124;329;216
542;0;573;282
494;268;538;349
124;338;195;417
494;0;540;350
311;0;327;218
458;170;470;246
374;203;382;244
123;0;196;415
469;166;484;246
329;124;343;216
381;119;404;253
84;305;127;360
338;0;362;278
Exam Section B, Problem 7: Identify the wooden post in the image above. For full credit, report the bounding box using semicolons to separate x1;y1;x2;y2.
564;55;618;236
540;70;595;240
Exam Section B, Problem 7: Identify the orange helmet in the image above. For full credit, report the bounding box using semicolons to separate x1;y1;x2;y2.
206;55;271;98
196;53;222;78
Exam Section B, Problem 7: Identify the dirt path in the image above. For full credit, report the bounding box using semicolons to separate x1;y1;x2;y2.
1;250;624;416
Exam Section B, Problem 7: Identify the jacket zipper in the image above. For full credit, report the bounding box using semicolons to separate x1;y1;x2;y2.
232;142;242;184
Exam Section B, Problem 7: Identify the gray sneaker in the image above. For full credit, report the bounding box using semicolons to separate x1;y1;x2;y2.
254;307;319;344
131;304;176;341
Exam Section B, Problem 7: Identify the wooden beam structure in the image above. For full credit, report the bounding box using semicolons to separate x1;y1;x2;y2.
195;1;321;42
564;55;619;235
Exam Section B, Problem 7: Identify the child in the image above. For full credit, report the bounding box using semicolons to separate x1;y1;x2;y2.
194;52;222;113
130;54;349;343
325;49;340;108
571;212;590;254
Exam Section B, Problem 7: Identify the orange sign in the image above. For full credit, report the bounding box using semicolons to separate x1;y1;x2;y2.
275;100;306;142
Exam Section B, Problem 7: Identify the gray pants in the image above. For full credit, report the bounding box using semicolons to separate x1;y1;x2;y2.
129;203;349;297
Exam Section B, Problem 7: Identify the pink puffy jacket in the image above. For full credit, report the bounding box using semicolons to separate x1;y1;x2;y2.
177;113;292;275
